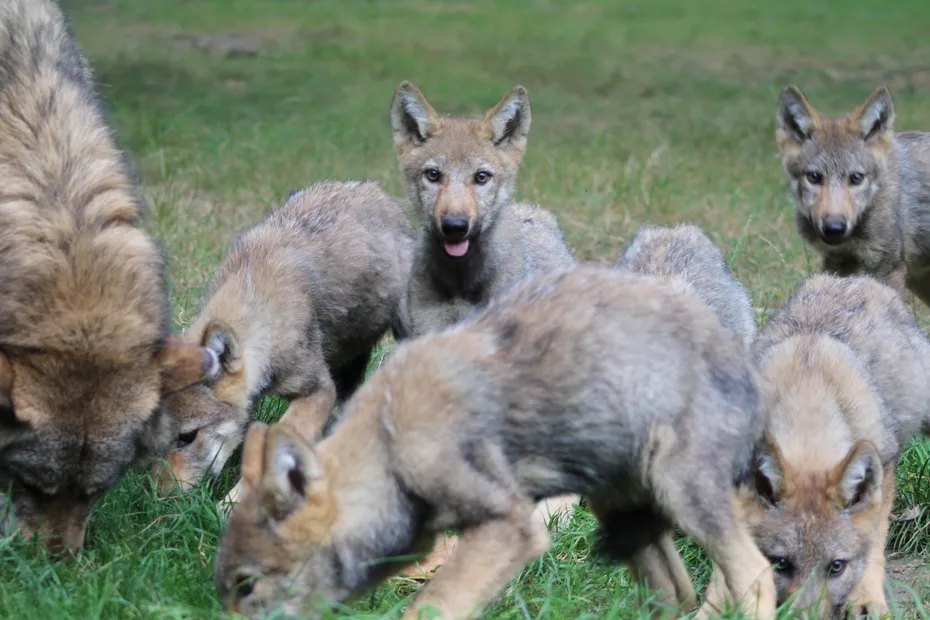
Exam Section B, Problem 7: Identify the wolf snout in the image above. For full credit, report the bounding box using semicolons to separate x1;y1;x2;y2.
439;215;470;240
819;217;849;245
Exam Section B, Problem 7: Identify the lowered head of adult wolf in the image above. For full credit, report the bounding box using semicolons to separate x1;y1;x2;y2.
0;0;220;551
390;80;531;261
776;85;897;250
215;267;776;620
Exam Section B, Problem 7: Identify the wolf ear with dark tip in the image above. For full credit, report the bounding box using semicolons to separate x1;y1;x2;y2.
853;86;895;146
391;81;439;151
157;336;222;395
0;352;12;411
484;85;532;153
752;433;793;505
831;440;883;511
260;425;321;520
776;85;820;146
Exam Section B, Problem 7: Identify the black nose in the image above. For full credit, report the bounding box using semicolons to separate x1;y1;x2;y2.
440;216;469;239
821;218;848;242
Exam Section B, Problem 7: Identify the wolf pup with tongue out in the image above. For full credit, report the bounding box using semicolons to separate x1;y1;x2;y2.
389;81;575;339
387;82;578;559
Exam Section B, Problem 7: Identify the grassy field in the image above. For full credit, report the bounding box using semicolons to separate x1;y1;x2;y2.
2;0;930;617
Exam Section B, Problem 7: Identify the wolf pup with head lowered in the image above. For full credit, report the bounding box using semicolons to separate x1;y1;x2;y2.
213;267;776;620
152;181;414;504
0;0;220;551
776;85;930;305
615;223;756;349
389;81;579;536
706;274;930;618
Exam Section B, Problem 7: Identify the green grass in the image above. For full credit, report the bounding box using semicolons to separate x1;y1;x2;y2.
2;0;930;617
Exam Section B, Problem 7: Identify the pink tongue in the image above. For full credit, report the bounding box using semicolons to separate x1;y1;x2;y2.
444;240;470;257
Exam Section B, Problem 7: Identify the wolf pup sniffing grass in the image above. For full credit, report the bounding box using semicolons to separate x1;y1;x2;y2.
705;274;930;618
776;85;930;305
0;0;220;552
213;267;776;620
152;181;414;504
615;223;756;350
389;80;578;535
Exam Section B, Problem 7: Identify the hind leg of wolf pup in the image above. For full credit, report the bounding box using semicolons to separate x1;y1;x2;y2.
400;445;551;620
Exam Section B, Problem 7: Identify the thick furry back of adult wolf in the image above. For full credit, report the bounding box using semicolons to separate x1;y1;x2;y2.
0;0;219;551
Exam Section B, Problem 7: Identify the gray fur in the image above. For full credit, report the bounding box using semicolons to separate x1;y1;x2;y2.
615;223;756;349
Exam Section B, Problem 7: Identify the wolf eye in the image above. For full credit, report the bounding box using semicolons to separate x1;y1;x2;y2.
848;172;865;185
178;429;199;447
424;168;442;183
828;560;847;577
234;573;256;600
805;171;824;185
474;170;492;185
772;557;791;573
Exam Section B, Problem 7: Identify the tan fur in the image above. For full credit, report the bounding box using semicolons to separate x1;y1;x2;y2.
151;180;414;500
776;85;930;304
213;267;776;620
706;274;930;618
0;0;218;551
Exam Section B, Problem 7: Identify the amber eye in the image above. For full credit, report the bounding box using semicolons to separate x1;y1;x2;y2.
805;171;823;185
849;172;865;185
424;168;441;183
178;429;199;447
474;170;492;185
828;559;847;577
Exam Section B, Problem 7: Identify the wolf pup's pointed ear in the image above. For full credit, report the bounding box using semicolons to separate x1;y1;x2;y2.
157;336;222;395
260;424;322;520
831;440;883;511
853;86;895;146
484;85;531;153
0;352;12;411
391;81;439;151
752;433;792;505
776;85;820;147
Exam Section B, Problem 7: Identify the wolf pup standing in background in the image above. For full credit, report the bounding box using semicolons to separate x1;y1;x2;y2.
213;267;776;620
706;274;930;618
615;223;757;350
0;0;220;551
152;181;414;506
776;85;930;305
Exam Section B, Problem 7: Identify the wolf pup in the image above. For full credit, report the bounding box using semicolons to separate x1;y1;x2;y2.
615;223;756;349
213;267;777;620
389;80;575;337
152;181;414;504
705;274;930;618
389;81;578;533
776;85;930;305
0;0;219;551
